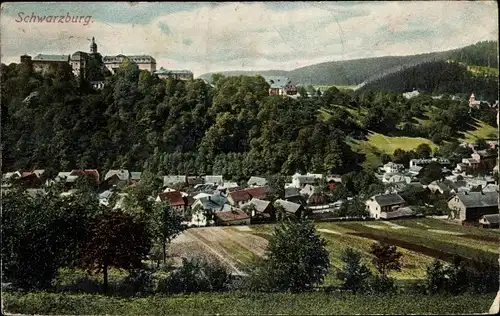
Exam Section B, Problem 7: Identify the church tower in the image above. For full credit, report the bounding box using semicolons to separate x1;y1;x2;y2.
90;37;98;54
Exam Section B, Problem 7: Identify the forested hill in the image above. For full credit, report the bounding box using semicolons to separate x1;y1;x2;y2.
199;41;498;86
2;57;497;180
200;51;453;86
359;60;499;101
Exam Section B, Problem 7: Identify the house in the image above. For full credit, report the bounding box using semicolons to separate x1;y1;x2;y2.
471;150;497;169
381;206;417;219
264;76;297;96
307;192;329;206
227;189;252;207
300;184;317;197
191;194;227;214
478;214;499;228
241;198;276;223
427;180;453;195
245;186;271;200
163;175;186;187
247;176;268;187
408;166;424;175
447;191;498;223
468;93;489;109
365;193;407;219
156;190;187;215
482;184;499;193
18;171;45;188
381;162;405;174
104;169;130;186
129;172;142;184
402;89;419;99
284;187;307;205
154;67;194;80
214;208;251;226
193;192;212;200
290;173;320;188
98;190;113;206
70;169;100;185
55;172;79;189
204;175;224;185
326;175;342;191
188;206;209;227
382;173;412;184
274;199;305;219
187;176;204;186
217;182;240;192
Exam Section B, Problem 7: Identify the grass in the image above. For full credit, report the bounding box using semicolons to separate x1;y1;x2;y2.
244;218;498;284
460;120;498;142
364;132;438;153
3;291;496;315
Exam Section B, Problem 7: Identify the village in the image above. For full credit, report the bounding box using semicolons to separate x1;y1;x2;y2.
3;137;499;230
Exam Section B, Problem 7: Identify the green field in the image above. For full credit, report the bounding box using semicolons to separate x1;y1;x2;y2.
244;218;498;286
3;291;496;315
460;120;498;142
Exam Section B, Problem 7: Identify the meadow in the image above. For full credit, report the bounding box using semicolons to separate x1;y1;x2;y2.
3;291;496;315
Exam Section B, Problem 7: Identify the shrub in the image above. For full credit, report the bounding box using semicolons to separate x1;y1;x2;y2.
336;248;372;293
157;257;231;294
369;275;397;295
424;259;447;294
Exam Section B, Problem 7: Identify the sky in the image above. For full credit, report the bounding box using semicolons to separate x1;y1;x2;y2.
1;1;498;77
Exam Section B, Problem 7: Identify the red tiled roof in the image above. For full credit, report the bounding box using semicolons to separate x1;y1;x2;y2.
157;191;185;206
229;190;251;203
70;169;100;184
245;186;270;200
215;209;250;222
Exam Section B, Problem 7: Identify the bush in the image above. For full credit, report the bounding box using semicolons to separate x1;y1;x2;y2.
114;269;155;297
157;257;231;294
336;248;372;294
466;257;499;294
369;275;397;295
424;259;447;294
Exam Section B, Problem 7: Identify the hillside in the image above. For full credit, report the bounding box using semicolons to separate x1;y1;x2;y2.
199;41;498;86
359;60;499;101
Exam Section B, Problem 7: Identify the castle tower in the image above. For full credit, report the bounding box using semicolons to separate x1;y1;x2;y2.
90;37;98;54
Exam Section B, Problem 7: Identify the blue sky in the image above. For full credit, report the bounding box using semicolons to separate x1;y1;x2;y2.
1;1;498;76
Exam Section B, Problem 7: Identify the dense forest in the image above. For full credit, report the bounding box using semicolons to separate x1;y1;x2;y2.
360;60;499;101
1;50;497;180
200;41;498;86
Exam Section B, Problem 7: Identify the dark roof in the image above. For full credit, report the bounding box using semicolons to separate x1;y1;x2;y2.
70;169;100;184
307;193;328;205
275;199;302;214
453;191;498;208
228;190;251;203
245;186;270;200
241;198;272;213
157;191;185;206
33;54;70;62
215;209;249;222
285;187;300;198
199;195;227;210
481;214;499;224
373;193;406;207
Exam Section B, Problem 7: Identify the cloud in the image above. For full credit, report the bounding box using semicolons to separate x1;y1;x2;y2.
1;1;498;76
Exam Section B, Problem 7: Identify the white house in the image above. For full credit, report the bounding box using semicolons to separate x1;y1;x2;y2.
365;193;407;219
382;162;404;174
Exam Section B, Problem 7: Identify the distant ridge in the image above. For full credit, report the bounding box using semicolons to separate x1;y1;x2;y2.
198;41;498;87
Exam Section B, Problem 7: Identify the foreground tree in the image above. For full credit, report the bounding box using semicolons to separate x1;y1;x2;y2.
81;209;152;294
369;242;403;294
256;219;330;292
152;202;185;264
336;248;372;293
